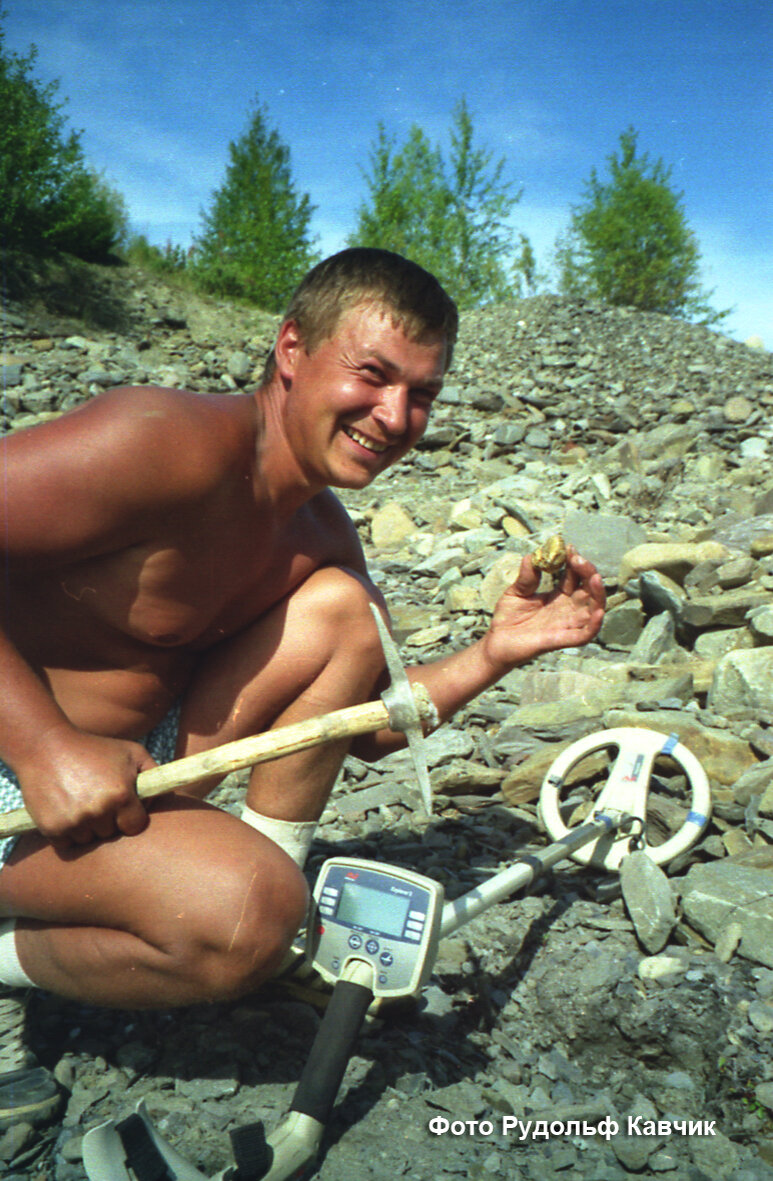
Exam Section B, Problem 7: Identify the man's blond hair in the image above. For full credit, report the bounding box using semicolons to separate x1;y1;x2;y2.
261;248;458;383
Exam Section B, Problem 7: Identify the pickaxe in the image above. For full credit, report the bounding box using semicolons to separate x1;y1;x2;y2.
0;605;437;839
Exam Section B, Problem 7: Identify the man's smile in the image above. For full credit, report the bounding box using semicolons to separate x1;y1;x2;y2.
342;425;389;454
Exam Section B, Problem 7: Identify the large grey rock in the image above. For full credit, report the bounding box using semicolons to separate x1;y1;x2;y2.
0;363;22;387
681;588;773;629
628;612;681;664
749;605;773;642
681;850;773;968
620;851;677;953
708;647;773;714
599;599;645;648
732;759;773;807
226;350;253;382
562;511;647;581
694;627;755;660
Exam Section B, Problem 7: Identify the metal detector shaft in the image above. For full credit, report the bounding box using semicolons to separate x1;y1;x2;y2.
441;812;621;937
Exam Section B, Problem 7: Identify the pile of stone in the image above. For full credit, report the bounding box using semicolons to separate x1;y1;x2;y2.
3;265;773;1180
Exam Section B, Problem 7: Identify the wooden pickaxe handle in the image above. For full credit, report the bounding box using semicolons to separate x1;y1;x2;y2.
0;693;430;839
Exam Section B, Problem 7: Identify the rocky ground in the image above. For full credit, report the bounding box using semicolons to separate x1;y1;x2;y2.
2;260;773;1180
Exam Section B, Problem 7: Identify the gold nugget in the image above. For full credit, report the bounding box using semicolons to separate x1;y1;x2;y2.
532;533;567;573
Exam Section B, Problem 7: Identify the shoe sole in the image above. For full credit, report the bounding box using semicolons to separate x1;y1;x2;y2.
0;1066;61;1131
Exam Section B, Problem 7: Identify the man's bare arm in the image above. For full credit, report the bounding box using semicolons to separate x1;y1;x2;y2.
0;387;248;843
353;549;606;761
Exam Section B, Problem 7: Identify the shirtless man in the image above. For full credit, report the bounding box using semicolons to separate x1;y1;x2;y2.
0;248;605;1124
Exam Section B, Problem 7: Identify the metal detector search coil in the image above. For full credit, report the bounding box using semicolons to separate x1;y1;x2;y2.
538;726;712;870
310;857;444;998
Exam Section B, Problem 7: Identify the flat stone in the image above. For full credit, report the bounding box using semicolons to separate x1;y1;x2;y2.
444;582;480;612
732;759;773;806
717;556;757;588
694;627;755;660
611;1132;659;1171
620;851;677;953
708;647;773;714
501;742;610;805
370;501;417;549
563;511;648;581
751;533;773;559
748;605;773;642
681;850;773;968
599;600;645;648
638;953;689;982
0;363;22;387
722;829;754;857
628;612;682;664
518;669;621;710
748;998;773;1032
403;624;451;648
681;588;773;629
724;394;754;422
619;541;729;586
714;920;744;962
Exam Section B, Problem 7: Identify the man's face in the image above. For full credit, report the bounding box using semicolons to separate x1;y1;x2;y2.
277;303;447;490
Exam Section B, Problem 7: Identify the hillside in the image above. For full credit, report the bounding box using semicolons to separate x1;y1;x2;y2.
3;262;773;1180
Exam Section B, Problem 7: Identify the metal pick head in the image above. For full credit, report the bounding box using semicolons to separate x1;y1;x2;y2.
369;604;433;817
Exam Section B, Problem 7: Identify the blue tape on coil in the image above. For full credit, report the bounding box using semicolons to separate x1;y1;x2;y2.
661;733;679;755
686;810;707;827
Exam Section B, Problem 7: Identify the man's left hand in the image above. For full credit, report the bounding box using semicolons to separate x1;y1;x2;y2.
482;548;606;674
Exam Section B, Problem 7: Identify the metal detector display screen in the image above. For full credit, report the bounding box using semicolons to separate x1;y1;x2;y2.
336;881;411;937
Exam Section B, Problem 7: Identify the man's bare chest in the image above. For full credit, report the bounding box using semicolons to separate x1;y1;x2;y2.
18;507;336;661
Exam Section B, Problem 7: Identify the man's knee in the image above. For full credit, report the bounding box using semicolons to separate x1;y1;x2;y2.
289;565;385;659
179;840;308;1002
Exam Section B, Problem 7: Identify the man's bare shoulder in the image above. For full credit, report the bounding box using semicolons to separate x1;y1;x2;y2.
79;385;253;465
303;489;368;573
3;387;258;565
8;385;255;490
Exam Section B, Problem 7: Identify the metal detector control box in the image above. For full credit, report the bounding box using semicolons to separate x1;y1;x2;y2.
310;857;444;998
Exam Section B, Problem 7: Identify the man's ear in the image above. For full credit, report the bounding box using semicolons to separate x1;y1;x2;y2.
273;319;306;381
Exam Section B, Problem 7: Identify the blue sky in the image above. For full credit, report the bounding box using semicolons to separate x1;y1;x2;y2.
4;0;771;342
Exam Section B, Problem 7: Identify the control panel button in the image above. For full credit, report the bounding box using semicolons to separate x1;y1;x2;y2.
348;934;362;950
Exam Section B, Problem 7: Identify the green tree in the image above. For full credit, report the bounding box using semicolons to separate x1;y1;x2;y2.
0;11;127;259
446;98;521;306
513;232;538;296
347;124;451;275
191;101;317;311
556;127;725;322
348;99;525;309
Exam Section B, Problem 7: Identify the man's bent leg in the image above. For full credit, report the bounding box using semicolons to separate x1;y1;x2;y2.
178;567;388;825
0;797;308;1008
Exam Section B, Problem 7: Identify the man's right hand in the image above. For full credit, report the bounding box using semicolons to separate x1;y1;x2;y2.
18;725;156;849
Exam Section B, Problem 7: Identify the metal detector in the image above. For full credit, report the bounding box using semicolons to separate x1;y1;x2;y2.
82;726;710;1181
